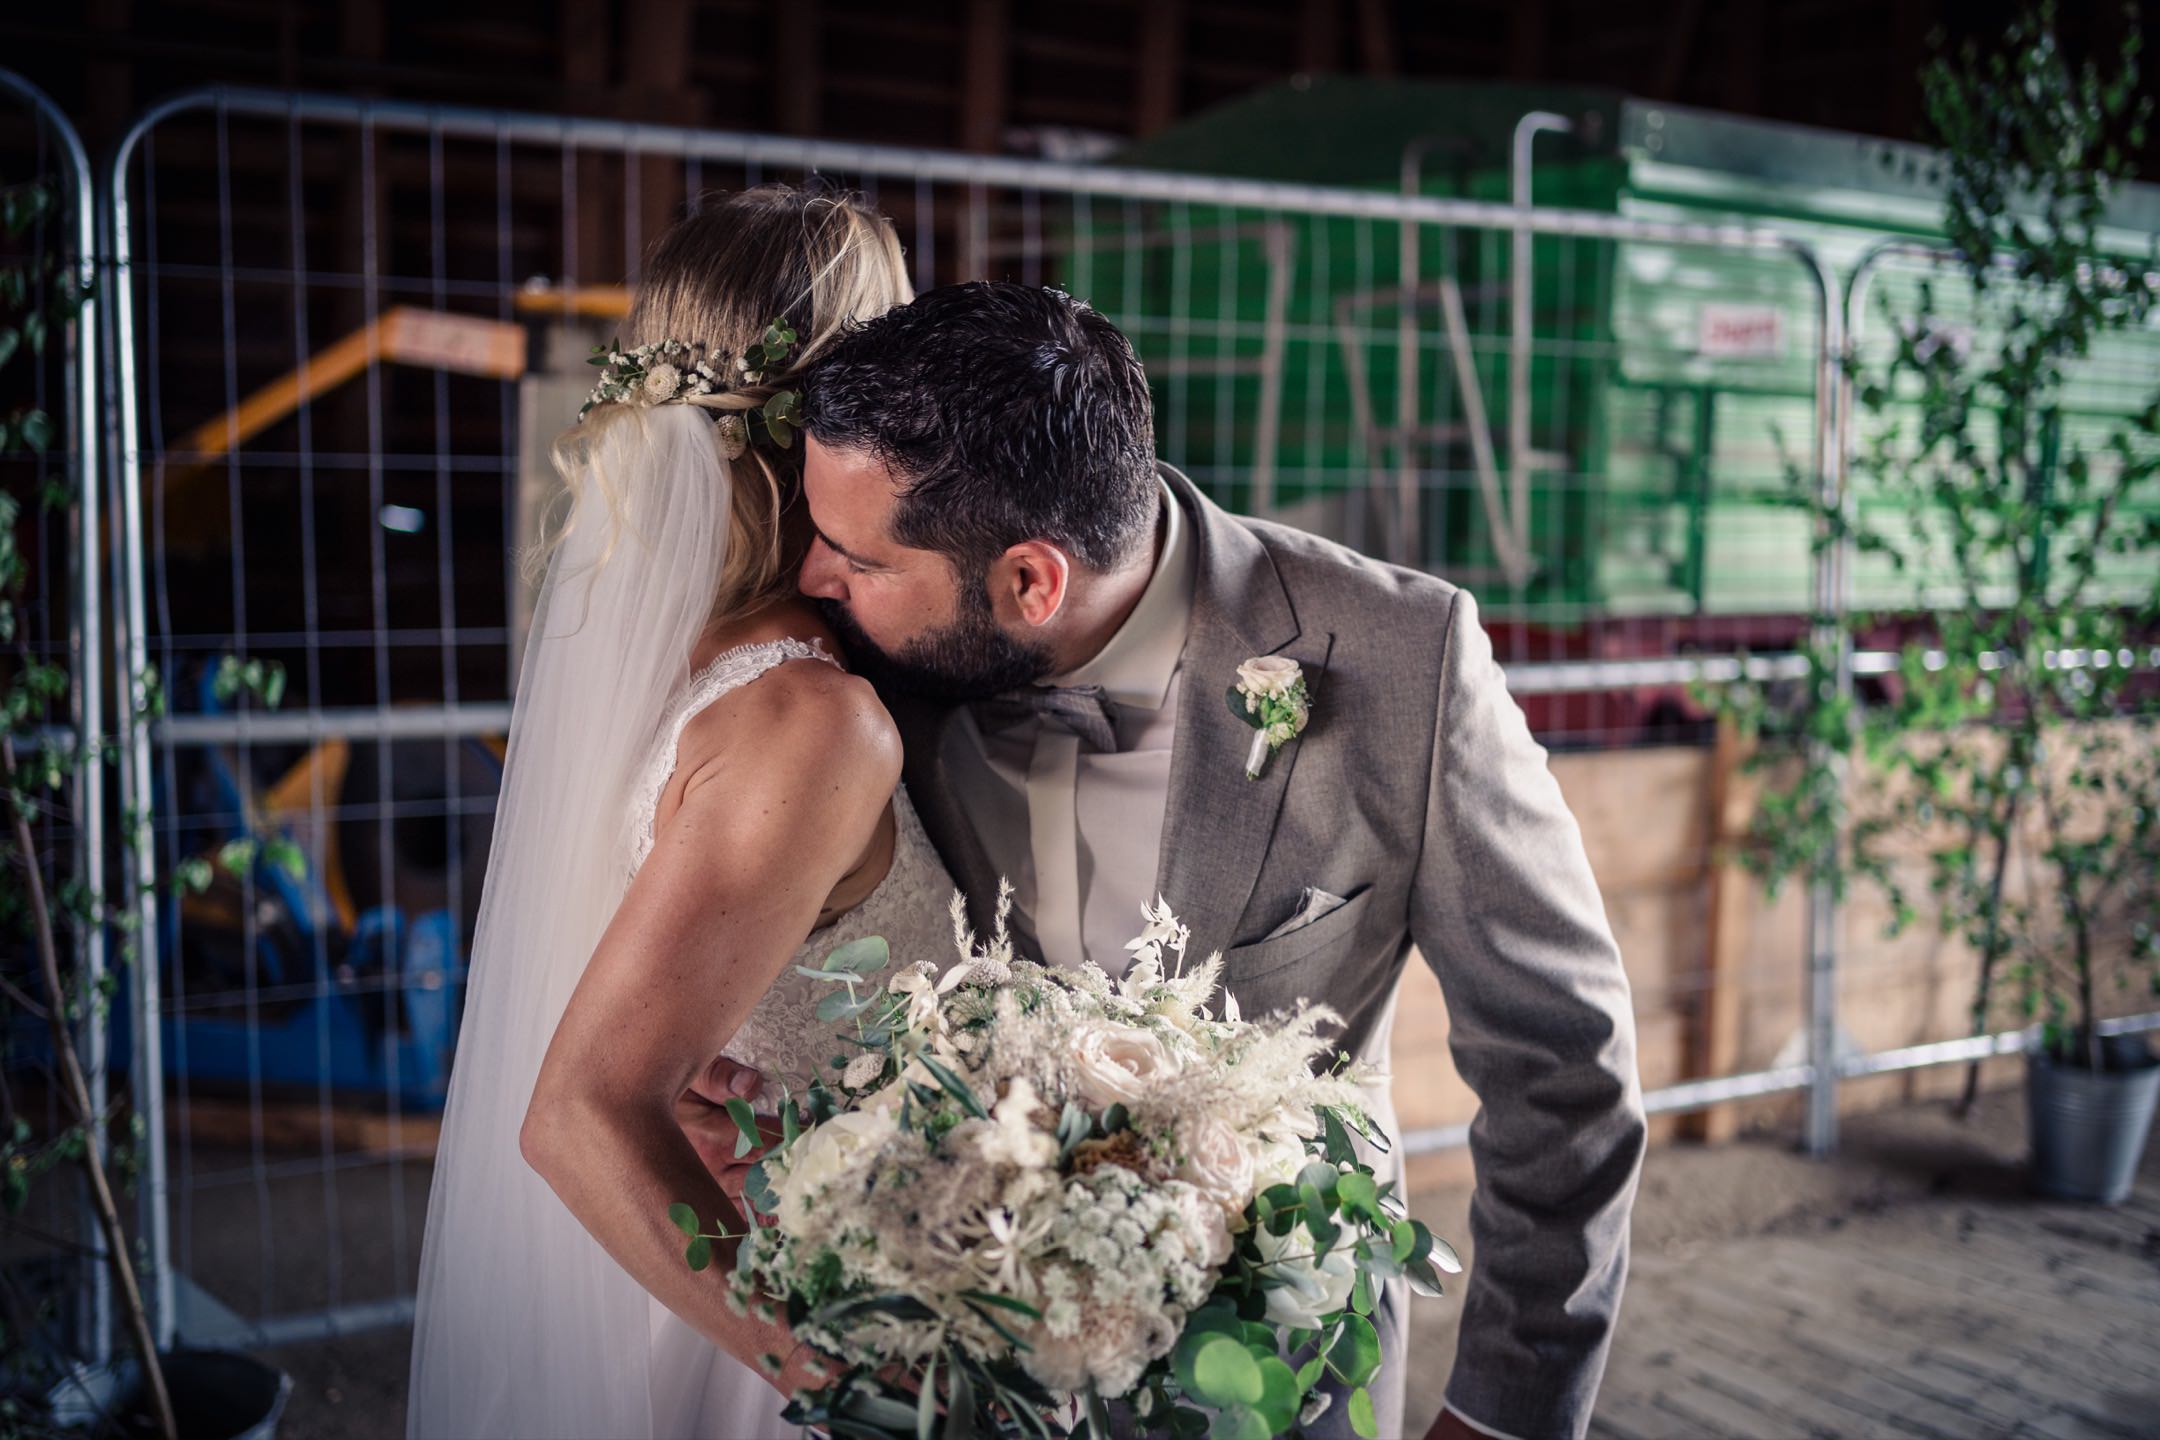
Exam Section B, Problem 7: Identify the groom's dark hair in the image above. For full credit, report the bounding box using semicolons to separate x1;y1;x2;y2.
803;282;1158;574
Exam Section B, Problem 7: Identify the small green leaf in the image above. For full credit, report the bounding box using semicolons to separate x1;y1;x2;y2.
1254;1356;1301;1432
722;1097;760;1159
1208;1405;1270;1440
917;1053;988;1119
1348;1386;1377;1439
1190;1336;1264;1407
1224;685;1263;729
667;1201;699;1237
824;935;890;975
1334;1313;1381;1387
957;1289;1042;1319
816;987;875;1023
685;1236;712;1271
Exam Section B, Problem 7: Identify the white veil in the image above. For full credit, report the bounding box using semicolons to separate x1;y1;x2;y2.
407;404;736;1439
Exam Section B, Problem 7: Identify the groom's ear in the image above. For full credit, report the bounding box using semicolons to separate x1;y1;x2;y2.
990;541;1072;629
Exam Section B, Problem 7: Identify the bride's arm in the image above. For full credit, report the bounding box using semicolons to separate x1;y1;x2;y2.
518;661;900;1388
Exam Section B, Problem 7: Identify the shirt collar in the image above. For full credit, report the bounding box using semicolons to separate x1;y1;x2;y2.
1047;479;1196;711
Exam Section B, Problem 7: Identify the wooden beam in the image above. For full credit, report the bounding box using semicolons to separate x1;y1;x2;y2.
1508;0;1548;81
1655;0;1708;100
960;0;1010;154
1885;0;1936;141
84;0;137;138
339;0;384;76
1682;713;1757;1144
1355;0;1397;77
1725;0;1767;113
1298;0;1341;74
558;0;612;107
773;0;823;137
625;0;699;261
153;308;528;554
1134;0;1188;136
560;0;617;287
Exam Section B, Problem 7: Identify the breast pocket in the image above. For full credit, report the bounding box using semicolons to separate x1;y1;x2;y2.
1222;884;1376;984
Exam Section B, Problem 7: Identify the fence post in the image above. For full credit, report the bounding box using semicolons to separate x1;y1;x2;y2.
103;96;180;1349
1803;246;1854;1159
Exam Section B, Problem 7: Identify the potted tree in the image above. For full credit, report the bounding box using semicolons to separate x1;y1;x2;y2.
1;165;293;1435
1712;3;2160;1202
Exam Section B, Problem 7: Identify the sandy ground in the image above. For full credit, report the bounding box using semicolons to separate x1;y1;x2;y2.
194;1085;2155;1439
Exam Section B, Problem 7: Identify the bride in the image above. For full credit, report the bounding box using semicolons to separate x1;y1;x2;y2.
406;186;957;1440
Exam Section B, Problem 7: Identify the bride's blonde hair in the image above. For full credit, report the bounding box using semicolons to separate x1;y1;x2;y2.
542;184;911;625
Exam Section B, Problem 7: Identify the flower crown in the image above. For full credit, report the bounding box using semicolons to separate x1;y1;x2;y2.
579;318;805;458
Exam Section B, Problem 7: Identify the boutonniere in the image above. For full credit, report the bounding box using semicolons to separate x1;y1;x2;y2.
1226;656;1312;780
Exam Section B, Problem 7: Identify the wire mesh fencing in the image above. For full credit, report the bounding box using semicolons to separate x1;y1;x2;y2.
93;87;1865;1345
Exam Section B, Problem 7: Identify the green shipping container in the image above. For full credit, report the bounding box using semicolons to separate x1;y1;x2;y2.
1059;80;2160;622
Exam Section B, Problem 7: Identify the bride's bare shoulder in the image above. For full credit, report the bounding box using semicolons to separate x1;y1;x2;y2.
676;606;899;804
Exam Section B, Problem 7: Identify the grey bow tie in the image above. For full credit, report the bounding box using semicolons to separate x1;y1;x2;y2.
971;684;1119;753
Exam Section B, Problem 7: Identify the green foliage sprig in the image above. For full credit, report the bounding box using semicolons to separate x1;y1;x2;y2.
1706;2;2160;1081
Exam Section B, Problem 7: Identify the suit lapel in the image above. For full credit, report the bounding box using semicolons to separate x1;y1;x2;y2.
1153;466;1332;962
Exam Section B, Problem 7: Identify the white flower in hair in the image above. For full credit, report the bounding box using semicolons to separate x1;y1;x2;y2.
641;362;681;403
713;413;750;461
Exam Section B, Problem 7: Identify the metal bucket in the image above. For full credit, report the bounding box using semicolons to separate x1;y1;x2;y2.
2027;1039;2160;1205
75;1350;293;1440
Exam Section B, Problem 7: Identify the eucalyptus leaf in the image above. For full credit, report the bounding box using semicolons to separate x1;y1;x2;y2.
817;987;875;1024
1334;1313;1381;1387
722;1097;760;1159
666;1201;699;1237
1189;1335;1264;1408
917;1054;988;1119
1224;685;1264;729
824;935;891;975
1208;1404;1270;1440
1348;1386;1378;1439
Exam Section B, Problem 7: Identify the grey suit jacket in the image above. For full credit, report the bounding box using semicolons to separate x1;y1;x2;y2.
891;466;1646;1440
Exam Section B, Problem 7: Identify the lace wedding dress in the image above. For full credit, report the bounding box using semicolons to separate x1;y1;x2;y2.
628;636;959;1438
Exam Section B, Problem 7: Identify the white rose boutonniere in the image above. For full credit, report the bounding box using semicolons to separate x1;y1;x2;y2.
1227;655;1311;780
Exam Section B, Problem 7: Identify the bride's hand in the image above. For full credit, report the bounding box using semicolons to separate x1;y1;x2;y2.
676;1056;778;1206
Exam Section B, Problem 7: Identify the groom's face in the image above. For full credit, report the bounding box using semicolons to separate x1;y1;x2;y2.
799;436;1053;700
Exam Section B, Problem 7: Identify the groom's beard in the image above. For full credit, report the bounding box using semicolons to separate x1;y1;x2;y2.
815;582;1053;702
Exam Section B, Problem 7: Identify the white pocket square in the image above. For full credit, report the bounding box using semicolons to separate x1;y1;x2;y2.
1263;887;1350;942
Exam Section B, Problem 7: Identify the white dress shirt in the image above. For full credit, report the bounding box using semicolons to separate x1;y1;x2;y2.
944;482;1197;974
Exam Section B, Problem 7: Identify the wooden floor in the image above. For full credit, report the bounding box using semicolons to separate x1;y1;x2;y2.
1587;1135;2160;1440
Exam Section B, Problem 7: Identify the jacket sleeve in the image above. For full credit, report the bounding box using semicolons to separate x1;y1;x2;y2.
1409;586;1646;1440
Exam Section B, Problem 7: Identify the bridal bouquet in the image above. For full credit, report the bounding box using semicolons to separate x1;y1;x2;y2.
672;886;1456;1439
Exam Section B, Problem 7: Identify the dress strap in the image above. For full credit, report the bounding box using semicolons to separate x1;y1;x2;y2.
625;637;841;875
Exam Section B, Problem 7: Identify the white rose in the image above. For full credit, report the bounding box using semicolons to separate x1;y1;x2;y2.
1069;1023;1180;1109
641;362;681;402
1236;655;1302;699
1175;1116;1257;1220
1250;1133;1310;1190
771;1108;891;1233
1252;1220;1357;1330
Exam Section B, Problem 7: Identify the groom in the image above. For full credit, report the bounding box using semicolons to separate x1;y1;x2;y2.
722;282;1645;1440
